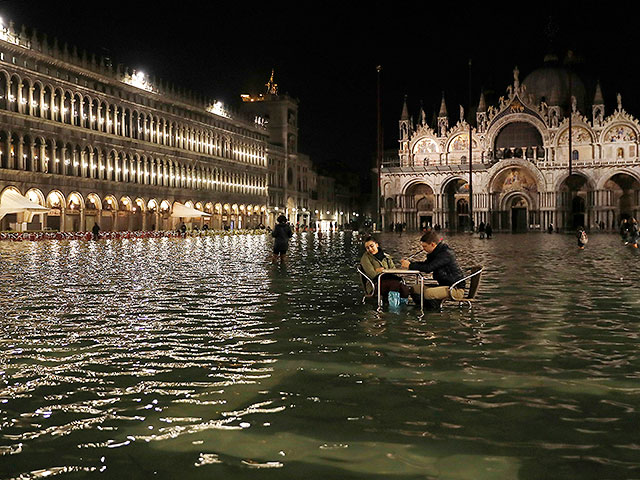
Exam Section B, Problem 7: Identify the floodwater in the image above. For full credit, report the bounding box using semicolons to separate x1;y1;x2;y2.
1;231;639;479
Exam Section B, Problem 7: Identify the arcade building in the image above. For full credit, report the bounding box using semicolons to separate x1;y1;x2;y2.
0;18;355;233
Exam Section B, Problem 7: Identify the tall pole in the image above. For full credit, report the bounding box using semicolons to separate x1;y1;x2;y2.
568;68;573;176
468;59;474;232
376;65;383;231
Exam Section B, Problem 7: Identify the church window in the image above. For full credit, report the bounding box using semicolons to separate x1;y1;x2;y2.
495;122;543;154
572;150;579;161
617;147;624;159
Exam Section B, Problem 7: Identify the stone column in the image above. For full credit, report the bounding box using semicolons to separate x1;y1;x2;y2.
39;142;46;172
60;207;66;232
88;150;95;178
79;207;86;232
60;145;67;175
28;140;36;172
28;86;35;116
48;139;56;174
16;136;24;170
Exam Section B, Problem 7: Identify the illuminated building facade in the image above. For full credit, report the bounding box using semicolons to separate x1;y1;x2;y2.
382;58;640;232
241;72;354;228
0;18;268;232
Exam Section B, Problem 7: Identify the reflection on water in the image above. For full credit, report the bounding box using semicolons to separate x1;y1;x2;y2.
1;232;640;479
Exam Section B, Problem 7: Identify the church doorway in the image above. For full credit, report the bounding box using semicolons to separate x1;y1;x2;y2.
559;174;591;230
406;183;435;231
572;196;586;229
419;215;433;230
603;173;640;226
490;166;540;232
457;198;469;231
510;196;528;232
443;178;470;231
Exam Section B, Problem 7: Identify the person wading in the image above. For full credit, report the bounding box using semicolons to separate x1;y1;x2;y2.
272;215;293;263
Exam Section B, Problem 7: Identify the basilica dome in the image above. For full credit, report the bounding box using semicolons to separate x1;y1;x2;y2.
522;54;587;113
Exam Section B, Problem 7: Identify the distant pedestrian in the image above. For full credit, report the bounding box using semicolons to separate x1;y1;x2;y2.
272;215;293;263
620;218;630;242
478;221;486;239
91;223;100;240
628;218;639;248
577;226;588;249
485;223;492;238
547;223;553;234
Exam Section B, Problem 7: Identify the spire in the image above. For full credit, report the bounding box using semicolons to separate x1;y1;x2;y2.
419;99;427;126
593;81;604;105
476;90;488;133
437;92;449;137
400;95;409;120
592;81;605;127
477;90;486;112
439;92;448;116
265;69;278;95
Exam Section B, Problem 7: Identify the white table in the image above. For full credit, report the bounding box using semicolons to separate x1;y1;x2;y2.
377;269;425;317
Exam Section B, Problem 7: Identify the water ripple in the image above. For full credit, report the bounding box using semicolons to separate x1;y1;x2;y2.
1;232;640;479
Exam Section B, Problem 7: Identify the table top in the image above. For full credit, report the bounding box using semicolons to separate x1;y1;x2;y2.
380;269;424;275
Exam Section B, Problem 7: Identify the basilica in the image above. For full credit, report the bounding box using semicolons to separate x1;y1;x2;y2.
381;55;640;232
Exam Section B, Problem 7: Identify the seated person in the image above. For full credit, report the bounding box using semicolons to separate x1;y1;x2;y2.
360;236;411;301
400;231;465;309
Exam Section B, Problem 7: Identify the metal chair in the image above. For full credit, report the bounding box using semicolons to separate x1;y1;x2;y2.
442;265;484;309
356;264;376;304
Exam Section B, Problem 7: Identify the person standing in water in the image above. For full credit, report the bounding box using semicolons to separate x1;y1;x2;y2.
91;223;100;240
577;226;588;249
272;215;293;263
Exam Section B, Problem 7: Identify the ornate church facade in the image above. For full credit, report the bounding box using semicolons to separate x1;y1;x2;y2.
381;60;640;232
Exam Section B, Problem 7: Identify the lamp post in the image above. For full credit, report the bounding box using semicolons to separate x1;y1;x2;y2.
468;59;474;232
376;65;383;231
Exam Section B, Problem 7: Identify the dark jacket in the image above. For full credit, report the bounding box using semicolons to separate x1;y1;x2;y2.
272;223;293;247
409;242;465;288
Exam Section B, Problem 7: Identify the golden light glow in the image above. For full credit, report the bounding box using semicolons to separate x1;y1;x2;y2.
122;70;156;93
206;101;230;118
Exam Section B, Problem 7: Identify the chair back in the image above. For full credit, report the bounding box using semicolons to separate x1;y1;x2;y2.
466;266;483;300
356;264;376;297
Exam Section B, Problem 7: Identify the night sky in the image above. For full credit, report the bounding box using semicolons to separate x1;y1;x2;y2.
2;1;639;191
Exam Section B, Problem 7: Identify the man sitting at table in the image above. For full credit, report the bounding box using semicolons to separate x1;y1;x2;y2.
360;236;411;301
400;231;465;309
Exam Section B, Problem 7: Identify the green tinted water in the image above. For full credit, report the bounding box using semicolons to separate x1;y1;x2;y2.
1;232;639;479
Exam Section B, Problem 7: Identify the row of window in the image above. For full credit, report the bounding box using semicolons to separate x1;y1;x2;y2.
0;131;267;196
409;144;639;166
0;69;267;166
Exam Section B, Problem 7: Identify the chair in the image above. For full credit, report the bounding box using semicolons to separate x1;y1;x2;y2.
356;264;376;304
442;265;483;309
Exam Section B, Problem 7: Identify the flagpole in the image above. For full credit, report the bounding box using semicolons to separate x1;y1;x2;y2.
468;59;474;232
376;65;383;231
567;51;574;177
